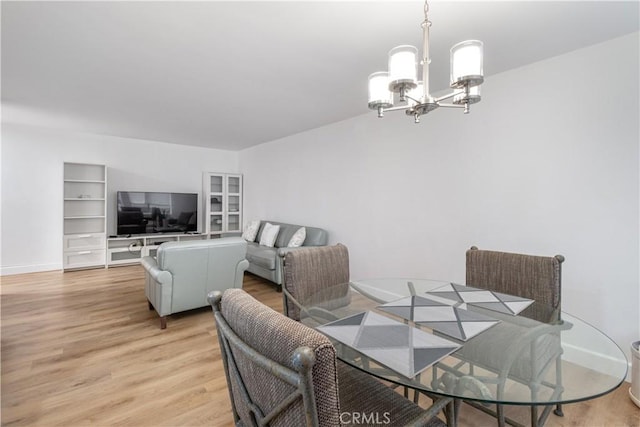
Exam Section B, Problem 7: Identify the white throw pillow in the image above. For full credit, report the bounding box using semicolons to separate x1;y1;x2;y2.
287;227;306;248
242;220;260;242
259;223;280;247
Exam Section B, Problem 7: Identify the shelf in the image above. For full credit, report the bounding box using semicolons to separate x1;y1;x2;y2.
64;181;106;200
108;236;143;241
109;246;142;253
64;215;106;219
64;198;105;201
64;163;106;180
107;234;205;241
64;218;105;235
64;179;105;184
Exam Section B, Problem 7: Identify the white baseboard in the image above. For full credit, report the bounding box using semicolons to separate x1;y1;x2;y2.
0;263;62;276
563;342;632;383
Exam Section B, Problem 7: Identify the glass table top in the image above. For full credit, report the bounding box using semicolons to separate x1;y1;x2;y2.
295;278;628;405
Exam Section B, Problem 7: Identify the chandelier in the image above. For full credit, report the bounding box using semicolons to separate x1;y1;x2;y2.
367;1;484;123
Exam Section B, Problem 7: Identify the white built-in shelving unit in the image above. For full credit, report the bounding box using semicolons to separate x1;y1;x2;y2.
63;162;107;270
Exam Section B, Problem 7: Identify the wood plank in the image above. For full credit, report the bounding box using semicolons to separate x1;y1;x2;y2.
1;266;637;426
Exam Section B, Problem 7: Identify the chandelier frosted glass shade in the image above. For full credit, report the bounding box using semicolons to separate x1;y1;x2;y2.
388;45;418;91
450;40;484;88
368;72;394;109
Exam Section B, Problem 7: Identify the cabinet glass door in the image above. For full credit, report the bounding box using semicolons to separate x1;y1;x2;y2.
210;195;223;213
209;175;223;193
227;214;241;232
210;214;223;233
227;195;240;214
227;176;240;194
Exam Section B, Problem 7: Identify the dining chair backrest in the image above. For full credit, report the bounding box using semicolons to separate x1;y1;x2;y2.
208;288;341;427
466;246;564;323
282;244;350;321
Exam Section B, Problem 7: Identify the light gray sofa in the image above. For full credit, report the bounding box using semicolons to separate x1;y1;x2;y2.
245;220;328;289
141;237;249;329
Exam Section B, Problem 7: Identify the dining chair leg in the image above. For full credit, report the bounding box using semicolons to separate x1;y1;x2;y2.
530;405;538;427
496;404;506;427
553;355;564;417
444;398;458;427
412;372;422;403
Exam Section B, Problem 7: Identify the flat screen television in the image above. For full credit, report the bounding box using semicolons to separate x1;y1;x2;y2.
116;191;199;235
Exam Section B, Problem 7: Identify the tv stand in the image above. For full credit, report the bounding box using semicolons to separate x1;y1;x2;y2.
106;233;206;267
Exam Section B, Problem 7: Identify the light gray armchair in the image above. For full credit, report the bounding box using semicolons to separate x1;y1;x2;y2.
142;237;248;329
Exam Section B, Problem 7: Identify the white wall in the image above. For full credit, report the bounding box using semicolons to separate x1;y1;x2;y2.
0;124;238;274
240;34;639;359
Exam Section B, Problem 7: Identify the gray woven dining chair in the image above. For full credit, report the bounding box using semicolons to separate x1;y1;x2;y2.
282;244;351;322
460;246;566;427
466;246;564;324
208;288;448;427
283;244;435;406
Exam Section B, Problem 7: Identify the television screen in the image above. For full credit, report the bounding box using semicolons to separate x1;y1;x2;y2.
116;191;198;235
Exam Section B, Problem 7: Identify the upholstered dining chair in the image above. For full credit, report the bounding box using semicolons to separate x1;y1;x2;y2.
208;288;449;427
282;244;434;405
466;246;564;324
282;244;351;323
458;246;567;427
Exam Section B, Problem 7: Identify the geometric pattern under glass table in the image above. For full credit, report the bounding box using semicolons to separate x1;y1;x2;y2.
426;283;534;316
317;311;460;377
377;295;500;342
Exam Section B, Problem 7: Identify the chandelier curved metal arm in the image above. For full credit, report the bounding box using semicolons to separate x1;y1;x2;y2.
367;0;484;123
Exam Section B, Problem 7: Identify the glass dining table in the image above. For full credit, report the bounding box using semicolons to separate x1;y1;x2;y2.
292;278;628;427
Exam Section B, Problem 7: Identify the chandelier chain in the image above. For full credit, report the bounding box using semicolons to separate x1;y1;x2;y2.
423;0;431;27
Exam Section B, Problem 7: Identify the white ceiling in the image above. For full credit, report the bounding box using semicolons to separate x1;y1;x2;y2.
2;1;638;151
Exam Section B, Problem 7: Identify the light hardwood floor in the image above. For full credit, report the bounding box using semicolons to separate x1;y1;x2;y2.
1;266;637;426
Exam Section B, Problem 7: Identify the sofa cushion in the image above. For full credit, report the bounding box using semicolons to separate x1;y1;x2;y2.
273;224;292;248
287;227;306;247
256;221;329;249
259;223;280;247
242;219;260;242
246;242;277;270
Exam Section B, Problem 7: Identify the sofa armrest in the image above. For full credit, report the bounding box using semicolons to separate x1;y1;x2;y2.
235;259;250;287
276;247;309;258
274;248;305;288
141;256;172;285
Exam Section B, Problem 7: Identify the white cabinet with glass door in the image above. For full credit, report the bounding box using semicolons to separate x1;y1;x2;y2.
203;173;243;238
